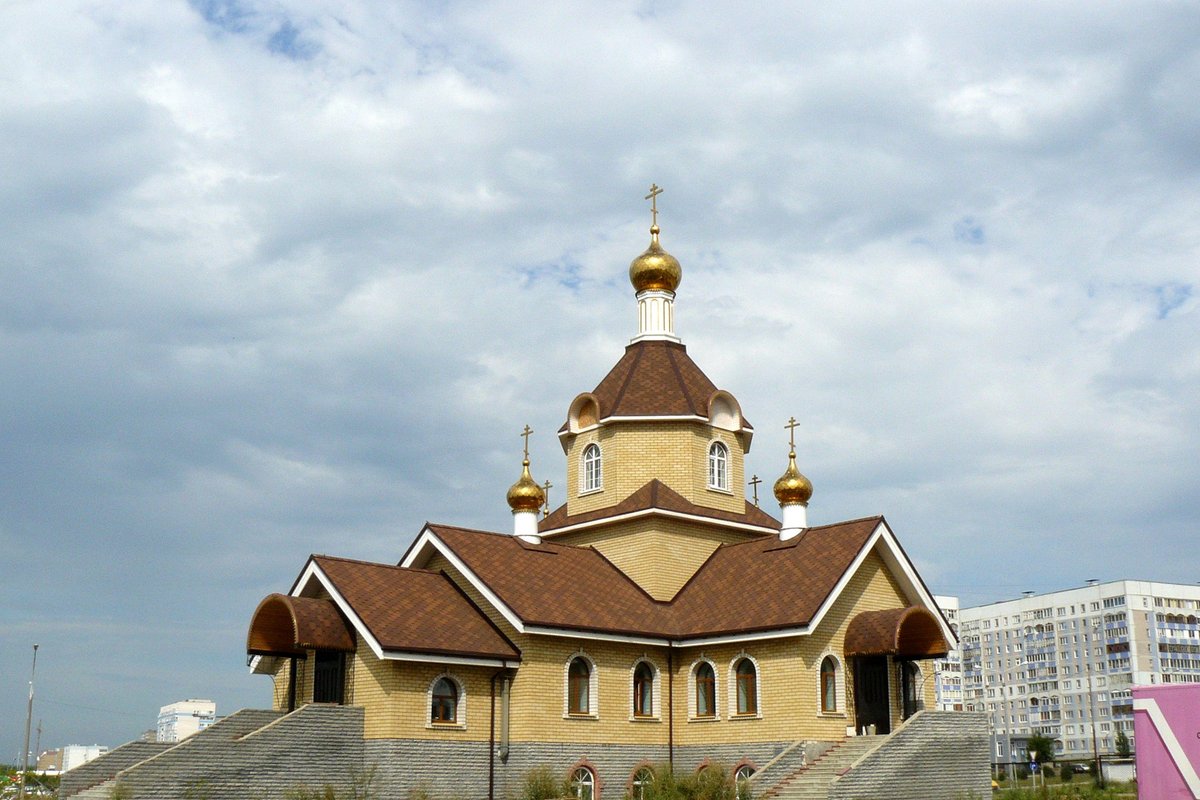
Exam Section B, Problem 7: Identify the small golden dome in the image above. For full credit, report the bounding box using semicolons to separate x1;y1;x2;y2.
773;449;813;506
629;225;682;294
507;459;546;513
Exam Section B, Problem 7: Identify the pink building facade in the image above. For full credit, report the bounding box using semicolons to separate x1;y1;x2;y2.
1133;684;1200;799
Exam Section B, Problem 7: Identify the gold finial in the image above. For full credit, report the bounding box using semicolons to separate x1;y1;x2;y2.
749;475;762;507
645;183;663;231
507;424;546;513
630;183;681;293
774;417;813;506
542;480;553;518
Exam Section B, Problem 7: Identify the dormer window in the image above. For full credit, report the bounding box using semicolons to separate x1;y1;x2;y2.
708;441;729;490
582;443;602;493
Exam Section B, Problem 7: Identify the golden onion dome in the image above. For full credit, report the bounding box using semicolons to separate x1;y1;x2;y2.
773;449;813;506
629;225;682;294
506;459;546;513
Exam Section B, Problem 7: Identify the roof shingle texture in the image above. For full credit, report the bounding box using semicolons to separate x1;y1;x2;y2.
560;340;750;427
312;555;520;661
425;516;882;639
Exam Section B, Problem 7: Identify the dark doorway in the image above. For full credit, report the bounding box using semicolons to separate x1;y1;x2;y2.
313;650;346;704
854;656;890;734
900;660;923;720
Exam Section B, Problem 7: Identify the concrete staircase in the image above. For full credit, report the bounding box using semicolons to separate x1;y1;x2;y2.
761;736;884;800
61;705;364;800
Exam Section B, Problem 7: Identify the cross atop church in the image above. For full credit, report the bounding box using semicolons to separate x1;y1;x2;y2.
542;480;553;517
785;416;799;451
521;424;533;460
645;183;663;228
748;474;762;507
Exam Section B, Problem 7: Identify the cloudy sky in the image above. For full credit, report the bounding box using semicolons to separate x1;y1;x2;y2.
3;0;1198;759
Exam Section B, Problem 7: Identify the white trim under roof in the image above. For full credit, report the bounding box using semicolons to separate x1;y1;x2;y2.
381;651;517;668
557;414;754;441
523;625;669;647
540;506;777;539
400;526;529;635
293;559;386;660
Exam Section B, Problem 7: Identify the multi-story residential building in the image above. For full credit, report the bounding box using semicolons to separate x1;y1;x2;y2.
933;595;963;711
156;699;217;743
957;579;1200;766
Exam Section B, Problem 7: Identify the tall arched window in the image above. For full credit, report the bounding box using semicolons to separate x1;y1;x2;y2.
568;657;591;715
695;662;716;718
570;766;595;800
633;661;654;718
708;441;729;490
735;658;757;715
430;676;458;724
631;766;653;799
820;656;839;713
582;443;602;493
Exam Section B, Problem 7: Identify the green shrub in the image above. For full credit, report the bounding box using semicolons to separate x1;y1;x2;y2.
1059;763;1074;782
522;766;566;800
1016;764;1030;780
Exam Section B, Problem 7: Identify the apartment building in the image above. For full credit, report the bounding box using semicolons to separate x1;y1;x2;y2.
934;595;964;711
956;580;1200;764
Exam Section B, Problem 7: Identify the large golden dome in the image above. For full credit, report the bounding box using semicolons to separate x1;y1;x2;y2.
507;459;545;513
773;449;813;506
629;225;682;294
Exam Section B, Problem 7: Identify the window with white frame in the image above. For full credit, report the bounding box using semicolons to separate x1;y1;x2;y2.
708;441;729;490
820;655;843;713
582;443;602;493
427;674;465;727
569;766;595;800
566;654;597;716
632;660;658;718
691;660;717;718
732;656;758;716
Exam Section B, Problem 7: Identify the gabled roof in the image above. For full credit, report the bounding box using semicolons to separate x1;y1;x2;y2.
417;525;670;638
539;479;780;535
400;515;947;646
558;340;752;428
292;555;520;663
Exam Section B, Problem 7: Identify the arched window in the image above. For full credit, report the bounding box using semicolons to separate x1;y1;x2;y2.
694;661;716;718
569;766;595;800
734;658;757;715
734;765;755;800
430;676;458;724
708;441;729;490
568;657;592;715
582;443;602;493
820;656;839;713
630;766;653;799
633;661;655;718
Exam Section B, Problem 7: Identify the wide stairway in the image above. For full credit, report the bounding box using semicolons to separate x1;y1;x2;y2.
760;736;884;800
61;705;363;799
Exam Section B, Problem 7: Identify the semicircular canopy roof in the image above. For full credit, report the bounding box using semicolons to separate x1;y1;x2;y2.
247;593;355;657
844;606;950;659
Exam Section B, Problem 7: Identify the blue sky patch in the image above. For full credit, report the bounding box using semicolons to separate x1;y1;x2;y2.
1155;282;1192;319
953;216;985;245
268;20;319;61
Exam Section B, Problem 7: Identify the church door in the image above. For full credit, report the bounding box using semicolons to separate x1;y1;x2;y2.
853;656;890;734
313;650;346;704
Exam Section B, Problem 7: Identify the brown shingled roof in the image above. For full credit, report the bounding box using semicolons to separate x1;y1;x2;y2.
668;517;882;637
247;594;355;656
425;525;671;637
423;516;886;639
844;606;950;658
539;479;779;534
311;555;520;661
559;340;750;427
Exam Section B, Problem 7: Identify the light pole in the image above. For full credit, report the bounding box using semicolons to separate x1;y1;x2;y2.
18;643;39;800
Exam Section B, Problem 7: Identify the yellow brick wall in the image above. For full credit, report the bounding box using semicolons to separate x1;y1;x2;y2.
347;634;493;741
403;541;941;747
564;422;745;516
551;517;753;601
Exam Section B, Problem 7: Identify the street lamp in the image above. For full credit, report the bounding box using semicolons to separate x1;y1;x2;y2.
18;643;39;800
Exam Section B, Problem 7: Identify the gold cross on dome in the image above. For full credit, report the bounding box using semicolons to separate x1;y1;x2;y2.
749;475;762;507
520;424;533;459
645;183;663;227
784;416;799;450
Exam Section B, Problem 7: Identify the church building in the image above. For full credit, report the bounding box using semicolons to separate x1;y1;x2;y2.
236;190;985;800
